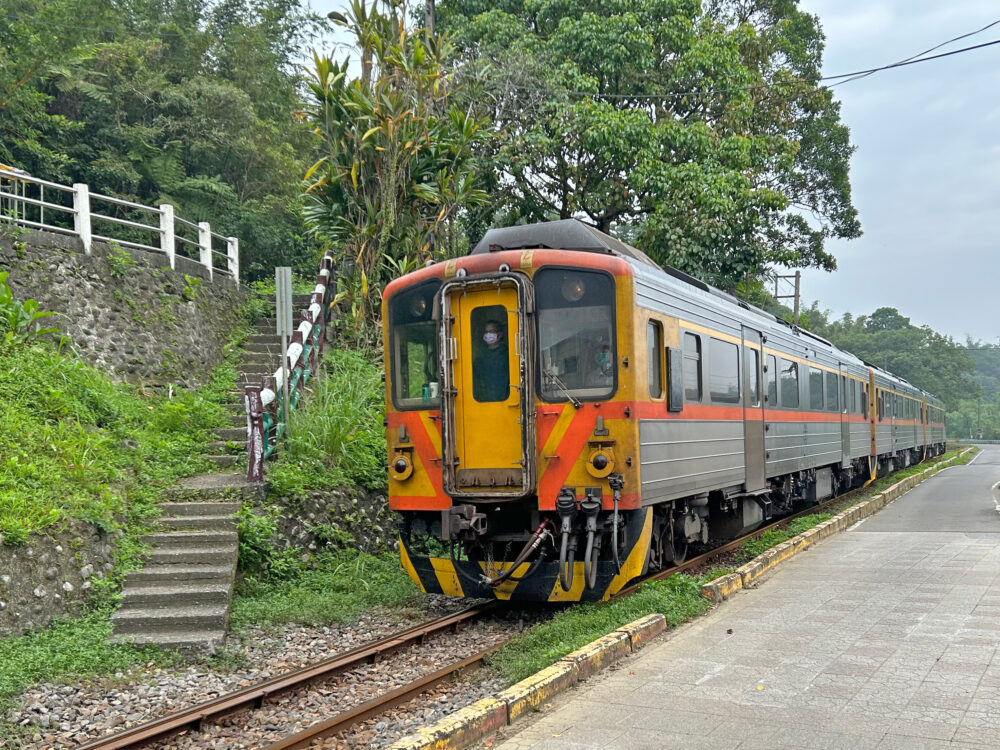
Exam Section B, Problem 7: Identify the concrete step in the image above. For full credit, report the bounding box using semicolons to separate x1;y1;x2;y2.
111;603;229;634
148;545;237;566
248;334;282;345
213;427;247;442
159;501;242;517
127;564;234;584
110;629;225;651
141;531;237;548
219;402;243;411
244;343;282;355
158;514;237;532
237;363;274;375
206;454;238;469
121;583;232;608
206;440;246;454
224;414;246;426
267;293;315;305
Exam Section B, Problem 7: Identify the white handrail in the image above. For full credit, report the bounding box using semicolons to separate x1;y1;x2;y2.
0;167;241;286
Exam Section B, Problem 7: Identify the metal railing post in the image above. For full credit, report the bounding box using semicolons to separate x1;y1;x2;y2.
159;204;176;269
245;385;265;484
72;183;92;254
227;236;239;285
198;221;213;280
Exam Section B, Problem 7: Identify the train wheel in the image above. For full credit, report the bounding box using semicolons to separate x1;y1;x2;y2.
659;514;688;566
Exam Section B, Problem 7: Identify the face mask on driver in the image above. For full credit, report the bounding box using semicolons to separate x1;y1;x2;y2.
483;332;499;345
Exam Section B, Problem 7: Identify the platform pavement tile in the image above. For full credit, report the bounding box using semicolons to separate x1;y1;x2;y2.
874;734;961;750
531;725;625;748
954;724;1000;746
607;727;733;750
767;724;863;749
707;716;781;743
887;717;959;741
627;707;723;735
907;685;975;711
539;700;632;730
964;696;1000;717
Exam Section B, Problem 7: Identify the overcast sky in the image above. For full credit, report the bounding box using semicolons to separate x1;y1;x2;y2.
309;0;1000;342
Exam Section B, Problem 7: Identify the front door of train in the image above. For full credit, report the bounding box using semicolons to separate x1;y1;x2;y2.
439;276;535;498
742;327;766;492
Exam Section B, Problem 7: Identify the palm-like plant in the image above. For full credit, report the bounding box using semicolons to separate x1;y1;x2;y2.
303;0;486;319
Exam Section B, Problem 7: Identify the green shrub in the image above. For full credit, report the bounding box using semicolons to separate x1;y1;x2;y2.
0;271;58;345
267;349;387;494
230;550;417;630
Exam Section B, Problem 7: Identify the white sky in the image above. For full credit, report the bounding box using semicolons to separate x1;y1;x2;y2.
308;1;1000;342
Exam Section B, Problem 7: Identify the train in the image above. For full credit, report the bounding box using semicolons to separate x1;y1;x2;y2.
381;219;946;603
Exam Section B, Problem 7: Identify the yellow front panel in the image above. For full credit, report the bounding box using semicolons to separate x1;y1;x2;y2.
454;287;523;484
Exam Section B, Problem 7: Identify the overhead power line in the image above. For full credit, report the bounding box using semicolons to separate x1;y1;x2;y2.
829;17;1000;87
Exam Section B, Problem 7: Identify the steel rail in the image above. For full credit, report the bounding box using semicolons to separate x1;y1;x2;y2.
76;601;498;750
265;644;504;750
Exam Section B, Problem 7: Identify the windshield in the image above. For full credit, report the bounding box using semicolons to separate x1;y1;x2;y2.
389;281;440;409
535;268;616;401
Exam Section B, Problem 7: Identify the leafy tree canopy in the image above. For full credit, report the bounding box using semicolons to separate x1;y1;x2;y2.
0;0;322;279
795;303;977;411
437;0;861;290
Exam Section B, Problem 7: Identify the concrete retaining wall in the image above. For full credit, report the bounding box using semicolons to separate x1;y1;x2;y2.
0;227;245;386
0;522;115;636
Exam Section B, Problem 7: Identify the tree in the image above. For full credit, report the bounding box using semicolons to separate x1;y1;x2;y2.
1;0;322;280
437;0;860;290
303;0;487;317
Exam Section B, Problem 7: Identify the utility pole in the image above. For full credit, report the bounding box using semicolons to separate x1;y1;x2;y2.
773;270;802;327
425;0;435;37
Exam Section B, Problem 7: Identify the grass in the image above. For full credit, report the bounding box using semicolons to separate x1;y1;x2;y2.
488;574;711;684
266;349;388;495
0;343;228;549
489;446;975;686
0;611;183;715
229;550;419;630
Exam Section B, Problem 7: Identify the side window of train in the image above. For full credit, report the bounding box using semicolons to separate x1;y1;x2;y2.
683;332;702;402
709;337;740;404
843;375;850;413
779;358;799;408
825;372;839;412
766;355;777;406
647;320;663;399
809;367;823;410
862;385;868;419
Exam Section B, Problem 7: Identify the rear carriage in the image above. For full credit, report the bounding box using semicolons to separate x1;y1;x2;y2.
383;220;946;603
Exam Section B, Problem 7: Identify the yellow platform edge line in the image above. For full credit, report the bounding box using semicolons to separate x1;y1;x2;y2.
383;613;667;750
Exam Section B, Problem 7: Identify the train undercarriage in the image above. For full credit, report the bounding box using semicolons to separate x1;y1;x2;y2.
399;444;946;603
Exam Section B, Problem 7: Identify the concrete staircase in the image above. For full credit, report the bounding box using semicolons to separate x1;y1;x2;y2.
110;501;241;652
110;295;312;653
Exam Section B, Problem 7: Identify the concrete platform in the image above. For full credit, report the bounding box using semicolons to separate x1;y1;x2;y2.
500;447;1000;750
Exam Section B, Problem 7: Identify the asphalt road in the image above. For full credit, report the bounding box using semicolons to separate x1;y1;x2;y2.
856;445;1000;533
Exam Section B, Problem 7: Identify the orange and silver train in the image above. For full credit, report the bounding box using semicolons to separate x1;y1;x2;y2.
382;220;946;602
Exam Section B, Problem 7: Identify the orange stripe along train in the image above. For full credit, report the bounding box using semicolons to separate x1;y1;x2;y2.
382;220;946;602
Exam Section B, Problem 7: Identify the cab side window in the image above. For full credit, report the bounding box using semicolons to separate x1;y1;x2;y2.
647;320;663;399
683;332;702;402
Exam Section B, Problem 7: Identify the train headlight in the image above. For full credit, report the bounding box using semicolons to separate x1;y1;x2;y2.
390;452;413;481
586;449;614;478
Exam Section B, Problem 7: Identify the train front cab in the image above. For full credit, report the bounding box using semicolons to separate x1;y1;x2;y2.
386;251;651;603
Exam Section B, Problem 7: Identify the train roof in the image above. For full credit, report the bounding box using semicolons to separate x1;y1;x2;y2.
470;220;943;403
471;219;661;268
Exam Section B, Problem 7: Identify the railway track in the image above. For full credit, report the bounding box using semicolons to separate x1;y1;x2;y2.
81;468;921;750
76;602;501;750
